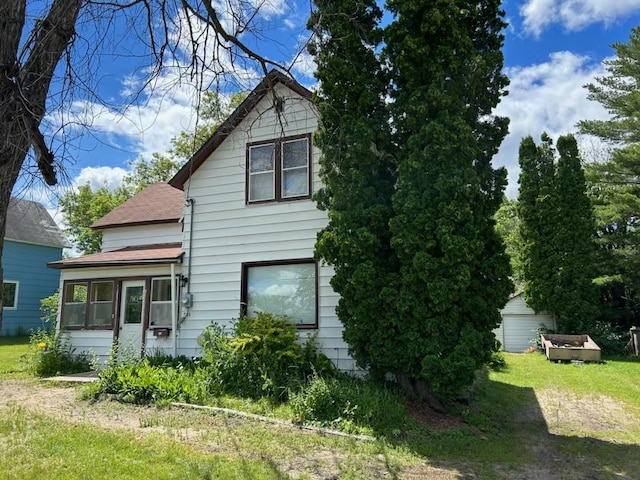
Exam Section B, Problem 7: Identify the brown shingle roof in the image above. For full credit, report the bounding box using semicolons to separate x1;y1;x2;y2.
92;183;183;229
47;243;183;269
170;69;312;189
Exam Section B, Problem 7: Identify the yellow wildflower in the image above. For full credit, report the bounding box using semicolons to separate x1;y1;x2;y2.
37;342;47;349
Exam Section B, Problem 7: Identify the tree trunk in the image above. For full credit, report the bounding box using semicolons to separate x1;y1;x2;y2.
0;0;82;333
395;371;445;412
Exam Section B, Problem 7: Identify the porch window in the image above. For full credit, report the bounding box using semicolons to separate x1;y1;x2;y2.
241;260;317;328
89;281;114;327
61;281;115;329
2;281;18;310
61;282;88;327
149;278;176;327
247;134;311;203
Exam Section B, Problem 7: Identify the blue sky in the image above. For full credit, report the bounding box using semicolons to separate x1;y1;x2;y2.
19;0;640;218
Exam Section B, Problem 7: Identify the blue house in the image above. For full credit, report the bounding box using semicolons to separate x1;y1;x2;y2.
2;198;70;336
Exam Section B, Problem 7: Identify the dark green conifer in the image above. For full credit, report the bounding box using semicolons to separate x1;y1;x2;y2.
311;1;512;402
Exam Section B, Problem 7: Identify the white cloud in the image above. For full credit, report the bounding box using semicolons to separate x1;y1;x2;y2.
71;166;128;190
494;51;609;197
291;47;316;80
521;0;640;36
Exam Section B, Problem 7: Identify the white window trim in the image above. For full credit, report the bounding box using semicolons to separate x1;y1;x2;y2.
2;281;19;310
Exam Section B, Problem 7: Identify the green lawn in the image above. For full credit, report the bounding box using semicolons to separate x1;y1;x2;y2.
1;336;639;479
0;336;30;379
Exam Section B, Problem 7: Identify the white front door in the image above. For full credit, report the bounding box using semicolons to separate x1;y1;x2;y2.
119;280;145;357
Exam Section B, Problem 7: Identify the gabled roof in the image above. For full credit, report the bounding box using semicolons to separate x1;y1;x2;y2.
169;69;313;189
5;197;70;248
47;243;183;269
91;183;184;229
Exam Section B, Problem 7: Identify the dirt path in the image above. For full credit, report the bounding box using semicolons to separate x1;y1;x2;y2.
0;379;463;479
0;379;146;430
0;378;637;479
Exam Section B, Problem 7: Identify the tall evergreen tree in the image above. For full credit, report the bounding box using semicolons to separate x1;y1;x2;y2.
578;26;640;324
553;135;598;331
385;0;512;400
518;135;557;314
312;0;512;403
309;1;398;379
517;134;597;332
494;198;525;290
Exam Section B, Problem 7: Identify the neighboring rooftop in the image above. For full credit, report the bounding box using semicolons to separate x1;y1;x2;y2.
5;197;70;248
91;183;184;229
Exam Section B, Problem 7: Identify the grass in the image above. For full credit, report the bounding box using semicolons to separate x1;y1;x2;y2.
491;352;640;403
1;336;640;479
0;404;293;480
0;335;30;378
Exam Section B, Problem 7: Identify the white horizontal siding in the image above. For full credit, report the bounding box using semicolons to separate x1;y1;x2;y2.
500;314;556;352
60;330;114;364
496;294;557;352
177;84;354;369
101;224;182;252
493;322;505;349
144;332;175;357
57;264;183;362
502;294;537;315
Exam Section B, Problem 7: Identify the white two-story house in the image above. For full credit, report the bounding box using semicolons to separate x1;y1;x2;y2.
50;70;355;370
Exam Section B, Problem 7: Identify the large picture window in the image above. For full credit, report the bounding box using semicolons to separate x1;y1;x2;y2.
2;281;18;310
242;260;317;328
247;134;311;203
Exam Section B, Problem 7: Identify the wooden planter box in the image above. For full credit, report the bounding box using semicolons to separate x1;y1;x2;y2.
540;334;601;362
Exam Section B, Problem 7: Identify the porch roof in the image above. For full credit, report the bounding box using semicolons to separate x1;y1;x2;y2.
47;243;183;269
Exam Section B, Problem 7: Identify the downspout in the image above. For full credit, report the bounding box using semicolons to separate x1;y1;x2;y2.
180;197;195;324
186;197;195;296
171;262;177;356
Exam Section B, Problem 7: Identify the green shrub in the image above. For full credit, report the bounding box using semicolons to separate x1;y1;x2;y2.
488;351;507;371
40;291;59;329
144;351;203;370
198;313;336;400
289;374;408;435
531;324;554;352
27;329;92;377
92;313;339;414
589;321;629;356
96;359;211;405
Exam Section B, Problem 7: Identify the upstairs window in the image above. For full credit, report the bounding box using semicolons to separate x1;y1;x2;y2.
247;134;311;203
2;281;18;310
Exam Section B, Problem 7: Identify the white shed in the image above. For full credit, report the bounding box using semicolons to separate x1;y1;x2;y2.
494;293;556;352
